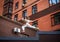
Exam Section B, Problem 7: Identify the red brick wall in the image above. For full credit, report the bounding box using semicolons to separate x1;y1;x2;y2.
13;0;49;31
0;0;4;16
37;0;49;12
12;0;49;21
12;0;60;31
37;10;60;31
0;16;37;37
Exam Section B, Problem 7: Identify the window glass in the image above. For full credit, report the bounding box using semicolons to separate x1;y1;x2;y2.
57;0;60;3
52;0;56;4
22;10;27;19
14;14;18;21
51;12;60;26
32;20;38;27
9;7;12;13
32;4;37;14
49;0;52;4
15;2;19;9
23;0;27;4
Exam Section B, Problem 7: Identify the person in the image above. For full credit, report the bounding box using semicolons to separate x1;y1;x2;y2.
21;16;38;32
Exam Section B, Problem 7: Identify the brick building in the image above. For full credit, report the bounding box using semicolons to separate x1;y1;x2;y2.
0;0;60;32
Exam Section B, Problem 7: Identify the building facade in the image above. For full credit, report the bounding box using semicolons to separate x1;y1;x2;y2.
0;0;60;31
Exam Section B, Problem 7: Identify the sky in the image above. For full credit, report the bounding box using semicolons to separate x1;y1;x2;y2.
50;0;59;4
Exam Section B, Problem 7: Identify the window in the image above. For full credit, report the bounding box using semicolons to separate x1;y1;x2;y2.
3;5;7;14
51;12;60;26
14;14;18;21
15;2;19;9
9;7;12;13
4;0;13;4
22;10;27;19
23;0;27;4
22;0;27;7
32;20;38;27
49;0;60;6
32;4;37;14
57;0;60;3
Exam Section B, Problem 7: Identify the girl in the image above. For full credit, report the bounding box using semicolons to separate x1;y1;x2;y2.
21;16;38;32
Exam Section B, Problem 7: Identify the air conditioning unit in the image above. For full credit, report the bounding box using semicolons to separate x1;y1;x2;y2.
13;27;21;33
